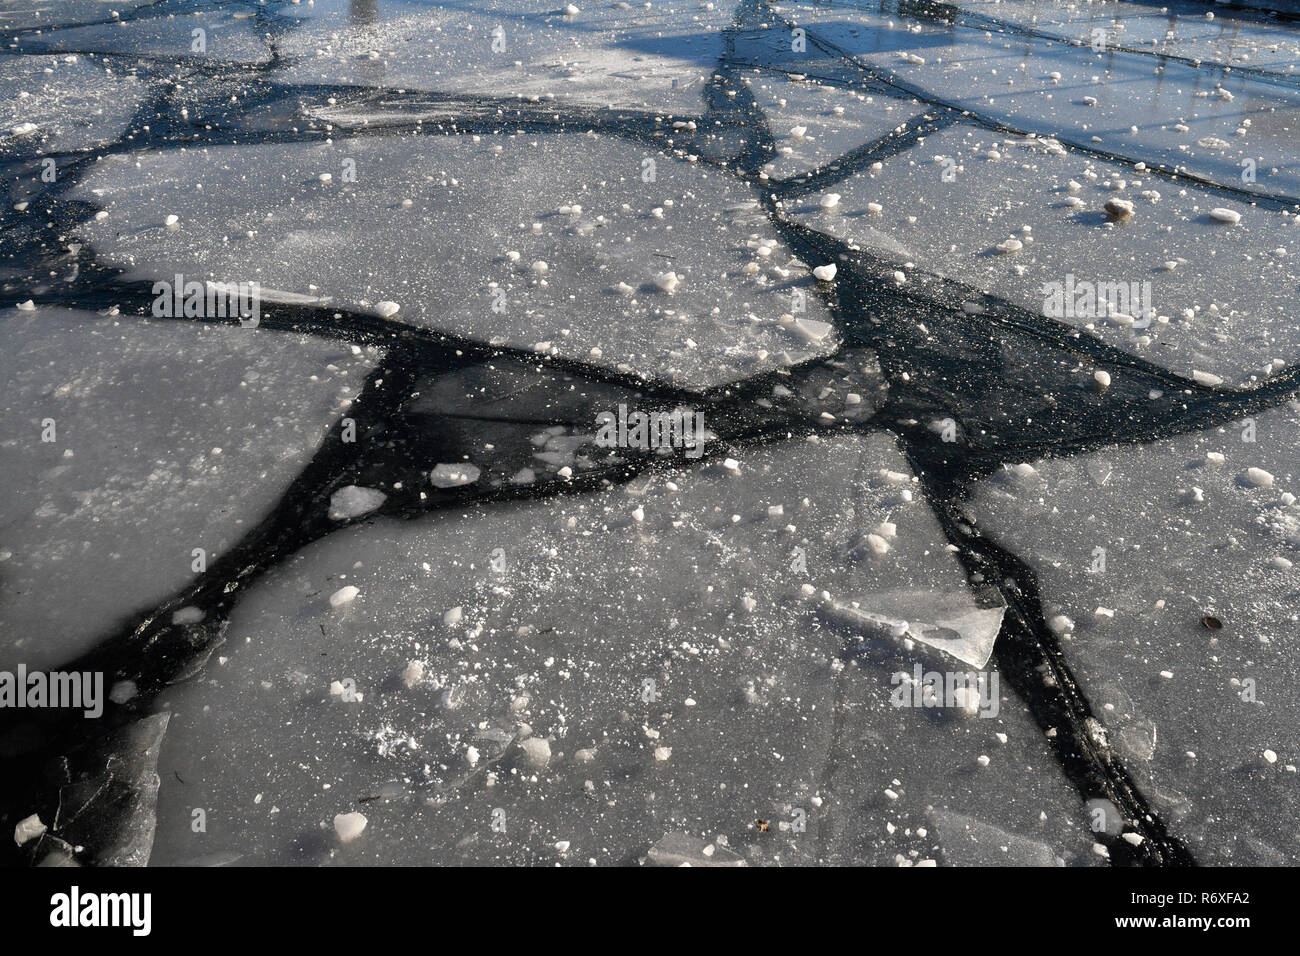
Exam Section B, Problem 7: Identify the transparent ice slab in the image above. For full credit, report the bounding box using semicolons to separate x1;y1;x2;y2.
776;0;1300;198
787;120;1300;387
0;54;145;156
953;0;1300;77
749;73;929;181
70;133;839;389
12;7;272;64
971;400;1300;864
0;307;380;672
269;0;732;113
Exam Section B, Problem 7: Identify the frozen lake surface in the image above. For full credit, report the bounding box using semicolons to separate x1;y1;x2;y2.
1;0;1298;867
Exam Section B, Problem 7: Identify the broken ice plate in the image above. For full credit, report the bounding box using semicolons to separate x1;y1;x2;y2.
821;589;1006;669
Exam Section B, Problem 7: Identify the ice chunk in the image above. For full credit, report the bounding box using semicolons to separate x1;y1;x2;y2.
329;486;388;521
430;463;481;488
13;814;45;846
333;812;367;844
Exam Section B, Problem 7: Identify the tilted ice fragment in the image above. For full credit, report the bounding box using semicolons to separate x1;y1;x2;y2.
42;715;171;867
821;590;1005;669
928;809;1064;867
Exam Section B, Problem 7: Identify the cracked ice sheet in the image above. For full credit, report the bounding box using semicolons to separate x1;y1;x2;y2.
750;74;929;182
788;121;1300;387
777;0;1300;198
952;0;1300;77
70;134;838;389
270;0;730;113
0;307;380;673
144;432;1083;865
970;400;1300;864
0;54;145;156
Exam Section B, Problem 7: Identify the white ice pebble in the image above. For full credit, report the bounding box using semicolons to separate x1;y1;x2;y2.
995;238;1023;254
1192;370;1223;387
1104;198;1134;220
812;263;837;281
329;585;360;609
443;605;463;626
863;533;891;557
333;812;368;843
430;463;480;487
1209;207;1242;224
328;485;387;520
518;736;552;770
171;606;205;625
1243;467;1274;488
13;814;45;846
819;193;841;209
402;660;425;688
653;271;680;293
374;300;400;317
1048;614;1075;635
